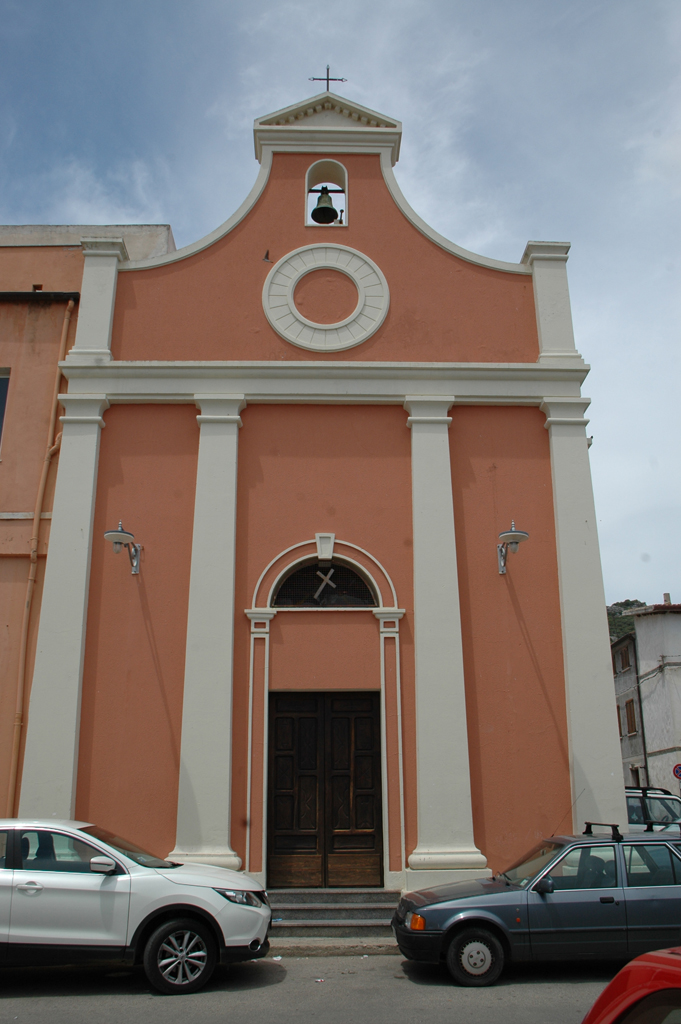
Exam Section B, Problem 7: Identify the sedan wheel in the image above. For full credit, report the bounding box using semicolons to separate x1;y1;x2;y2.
446;928;505;987
143;918;217;994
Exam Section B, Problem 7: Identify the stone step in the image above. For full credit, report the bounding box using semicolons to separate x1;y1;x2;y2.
270;919;393;938
268;888;400;906
266;888;400;939
270;904;393;921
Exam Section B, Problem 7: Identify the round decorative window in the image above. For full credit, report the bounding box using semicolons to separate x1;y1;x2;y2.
262;244;389;352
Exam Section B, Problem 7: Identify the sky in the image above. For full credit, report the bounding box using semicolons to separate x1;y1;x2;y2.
0;0;679;604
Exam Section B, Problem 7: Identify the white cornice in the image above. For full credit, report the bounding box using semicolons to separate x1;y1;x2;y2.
521;241;571;265
540;397;591;427
81;237;129;261
61;359;588;382
59;359;589;407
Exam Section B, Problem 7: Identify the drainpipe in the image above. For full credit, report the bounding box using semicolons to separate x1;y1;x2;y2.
6;298;75;816
633;631;650;788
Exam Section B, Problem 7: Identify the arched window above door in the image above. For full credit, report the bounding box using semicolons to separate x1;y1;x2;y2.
272;560;377;608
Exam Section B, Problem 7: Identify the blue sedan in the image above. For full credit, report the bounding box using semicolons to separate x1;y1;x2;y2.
391;825;681;986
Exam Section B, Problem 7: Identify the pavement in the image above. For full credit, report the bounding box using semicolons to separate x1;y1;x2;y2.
0;953;620;1024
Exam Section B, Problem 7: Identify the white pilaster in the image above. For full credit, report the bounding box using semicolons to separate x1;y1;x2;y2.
404;398;488;888
19;395;110;818
541;398;627;832
522;241;585;367
170;395;246;870
65;238;128;364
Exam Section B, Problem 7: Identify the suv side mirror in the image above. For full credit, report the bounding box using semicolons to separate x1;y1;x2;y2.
90;856;116;875
534;875;554;895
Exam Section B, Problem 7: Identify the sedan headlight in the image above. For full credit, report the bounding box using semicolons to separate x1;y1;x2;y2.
214;889;262;907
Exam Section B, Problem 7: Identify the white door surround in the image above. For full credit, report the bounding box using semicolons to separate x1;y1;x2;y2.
244;537;405;889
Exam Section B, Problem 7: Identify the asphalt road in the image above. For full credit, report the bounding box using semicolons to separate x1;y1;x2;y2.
0;955;620;1024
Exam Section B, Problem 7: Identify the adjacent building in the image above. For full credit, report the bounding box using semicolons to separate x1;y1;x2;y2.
612;600;681;794
612;632;646;786
0;91;626;890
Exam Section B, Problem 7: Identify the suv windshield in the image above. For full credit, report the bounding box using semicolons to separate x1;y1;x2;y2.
497;842;563;887
78;826;175;868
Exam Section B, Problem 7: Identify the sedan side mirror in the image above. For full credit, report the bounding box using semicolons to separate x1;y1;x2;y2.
534;875;554;895
90;856;116;875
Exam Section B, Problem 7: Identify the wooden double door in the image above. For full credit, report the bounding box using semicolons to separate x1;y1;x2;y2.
268;692;383;888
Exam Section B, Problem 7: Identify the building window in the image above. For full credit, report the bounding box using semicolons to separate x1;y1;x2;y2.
620;647;631;670
617;705;622;738
625;699;637;735
272;561;377;608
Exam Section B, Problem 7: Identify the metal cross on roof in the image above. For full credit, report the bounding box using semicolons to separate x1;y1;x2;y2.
309;65;347;90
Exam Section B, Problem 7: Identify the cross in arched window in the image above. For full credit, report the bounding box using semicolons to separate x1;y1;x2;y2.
314;568;337;601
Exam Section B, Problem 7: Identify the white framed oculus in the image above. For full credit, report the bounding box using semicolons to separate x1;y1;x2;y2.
262;244;389;352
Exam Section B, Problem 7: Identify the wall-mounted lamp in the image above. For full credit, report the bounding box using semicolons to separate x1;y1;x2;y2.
104;521;142;575
497;521;529;575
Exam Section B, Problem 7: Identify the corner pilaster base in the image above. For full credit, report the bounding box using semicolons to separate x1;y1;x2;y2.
537;352;587;369
63;349;113;364
404;866;492;891
169;849;242;871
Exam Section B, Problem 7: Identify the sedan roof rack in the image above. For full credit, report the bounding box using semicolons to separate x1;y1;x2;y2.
583;822;623;842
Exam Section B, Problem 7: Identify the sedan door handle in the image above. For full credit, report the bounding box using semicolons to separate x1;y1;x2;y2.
17;882;43;894
600;896;615;903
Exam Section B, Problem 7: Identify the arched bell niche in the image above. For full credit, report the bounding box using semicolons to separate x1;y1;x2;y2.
272;557;377;608
306;159;348;227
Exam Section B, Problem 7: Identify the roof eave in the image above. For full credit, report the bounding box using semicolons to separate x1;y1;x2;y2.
254;125;401;165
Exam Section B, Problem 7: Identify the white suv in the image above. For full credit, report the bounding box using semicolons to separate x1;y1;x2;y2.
0;819;271;994
626;788;681;832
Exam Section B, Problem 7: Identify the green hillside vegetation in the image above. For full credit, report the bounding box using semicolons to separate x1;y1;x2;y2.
608;599;646;640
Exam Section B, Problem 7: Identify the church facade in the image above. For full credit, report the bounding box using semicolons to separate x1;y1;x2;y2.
1;92;626;890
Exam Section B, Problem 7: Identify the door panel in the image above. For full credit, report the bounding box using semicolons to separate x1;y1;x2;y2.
268;692;383;887
9;830;130;947
528;844;627;959
622;843;681;954
268;695;324;888
326;697;382;887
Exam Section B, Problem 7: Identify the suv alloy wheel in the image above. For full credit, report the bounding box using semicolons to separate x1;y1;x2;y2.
143;917;217;994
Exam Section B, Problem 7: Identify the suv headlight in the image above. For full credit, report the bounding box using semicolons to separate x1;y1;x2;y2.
214;889;262;907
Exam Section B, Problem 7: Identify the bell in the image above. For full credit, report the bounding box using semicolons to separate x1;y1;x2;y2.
310;186;339;224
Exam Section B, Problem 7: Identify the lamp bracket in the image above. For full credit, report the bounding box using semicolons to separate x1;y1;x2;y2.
127;543;142;575
497;520;529;575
